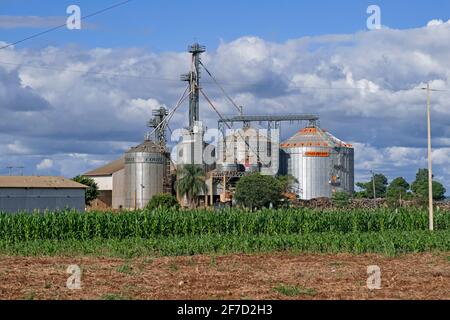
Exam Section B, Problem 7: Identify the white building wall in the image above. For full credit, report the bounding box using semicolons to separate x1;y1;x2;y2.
112;168;126;209
91;176;113;191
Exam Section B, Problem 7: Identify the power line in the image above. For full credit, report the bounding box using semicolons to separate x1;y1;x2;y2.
0;0;134;51
199;60;242;115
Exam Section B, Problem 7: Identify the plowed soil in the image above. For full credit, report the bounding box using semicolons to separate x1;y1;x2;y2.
0;253;449;300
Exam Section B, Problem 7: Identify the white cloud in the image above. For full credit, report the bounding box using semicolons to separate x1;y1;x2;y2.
427;19;450;27
6;141;31;155
1;23;450;192
36;158;54;170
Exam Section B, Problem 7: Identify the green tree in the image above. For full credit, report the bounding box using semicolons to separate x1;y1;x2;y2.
356;173;388;198
411;169;446;201
146;194;180;211
387;177;410;199
175;164;206;208
235;173;283;209
386;177;410;207
72;175;99;206
277;175;297;193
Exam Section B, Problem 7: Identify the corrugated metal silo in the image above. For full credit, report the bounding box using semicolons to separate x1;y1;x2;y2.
217;127;279;175
280;126;354;200
124;139;167;209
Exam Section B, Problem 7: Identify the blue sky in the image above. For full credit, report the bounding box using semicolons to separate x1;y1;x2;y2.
1;1;450;194
1;0;450;51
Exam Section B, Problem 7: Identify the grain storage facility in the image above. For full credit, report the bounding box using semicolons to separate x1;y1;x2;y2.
0;176;87;213
124;139;170;209
217;126;278;175
280;125;354;200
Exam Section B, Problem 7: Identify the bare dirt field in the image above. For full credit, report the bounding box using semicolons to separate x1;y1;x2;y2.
0;253;449;300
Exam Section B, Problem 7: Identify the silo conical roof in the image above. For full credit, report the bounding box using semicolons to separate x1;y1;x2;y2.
280;126;352;149
126;139;162;154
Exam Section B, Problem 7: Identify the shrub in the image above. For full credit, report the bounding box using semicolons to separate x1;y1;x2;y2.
234;174;283;209
332;192;351;207
146;194;180;211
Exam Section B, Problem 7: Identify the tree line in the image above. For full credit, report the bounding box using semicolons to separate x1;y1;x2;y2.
73;165;447;211
355;168;446;202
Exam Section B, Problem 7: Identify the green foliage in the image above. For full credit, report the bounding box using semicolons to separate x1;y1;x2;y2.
175;165;206;208
277;175;297;193
387;177;410;197
1;207;449;257
102;294;128;300
411;169;446;201
273;284;316;297
1;208;449;242
72;176;99;205
235;173;283;209
116;263;134;275
332;192;351;207
1;230;449;257
354;191;366;199
146;194;180;211
386;177;411;207
356;173;388;198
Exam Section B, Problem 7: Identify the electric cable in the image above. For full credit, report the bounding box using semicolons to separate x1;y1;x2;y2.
200;60;243;115
0;0;134;50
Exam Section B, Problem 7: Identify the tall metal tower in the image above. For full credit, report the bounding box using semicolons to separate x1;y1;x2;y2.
181;43;206;130
149;106;169;147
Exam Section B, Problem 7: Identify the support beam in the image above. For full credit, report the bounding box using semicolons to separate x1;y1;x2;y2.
210;177;214;206
218;114;319;124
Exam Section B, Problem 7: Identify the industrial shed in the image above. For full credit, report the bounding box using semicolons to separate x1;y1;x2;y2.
0;176;87;213
84;157;126;209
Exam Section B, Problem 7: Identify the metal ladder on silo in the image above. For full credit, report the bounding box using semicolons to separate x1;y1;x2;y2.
161;147;172;194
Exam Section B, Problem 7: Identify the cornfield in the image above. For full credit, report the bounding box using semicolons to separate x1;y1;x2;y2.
0;230;448;257
0;208;449;241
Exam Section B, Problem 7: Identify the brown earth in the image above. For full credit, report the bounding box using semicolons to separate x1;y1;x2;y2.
0;253;449;300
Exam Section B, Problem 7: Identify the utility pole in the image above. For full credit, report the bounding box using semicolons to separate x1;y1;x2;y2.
423;83;436;231
17;166;24;176
7;166;13;176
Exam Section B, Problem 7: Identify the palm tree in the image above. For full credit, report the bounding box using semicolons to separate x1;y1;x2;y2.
176;164;206;208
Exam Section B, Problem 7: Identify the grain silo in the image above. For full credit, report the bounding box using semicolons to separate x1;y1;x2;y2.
217;126;278;175
124;139;168;209
280;125;354;200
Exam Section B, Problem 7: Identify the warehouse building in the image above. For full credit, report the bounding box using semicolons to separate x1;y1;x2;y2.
83;157;126;209
0;176;87;213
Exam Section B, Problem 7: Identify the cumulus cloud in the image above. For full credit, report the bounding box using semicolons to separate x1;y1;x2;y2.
0;22;450;192
36;158;53;171
427;19;450;27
